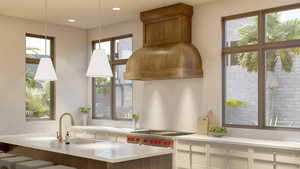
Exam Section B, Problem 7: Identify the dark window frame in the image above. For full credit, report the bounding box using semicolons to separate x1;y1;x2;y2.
91;34;133;121
25;33;56;121
222;3;300;130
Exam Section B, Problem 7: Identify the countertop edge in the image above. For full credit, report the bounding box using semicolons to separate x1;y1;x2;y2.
176;135;300;151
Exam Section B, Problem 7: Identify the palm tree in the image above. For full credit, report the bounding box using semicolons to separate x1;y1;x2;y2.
237;13;300;72
25;47;50;118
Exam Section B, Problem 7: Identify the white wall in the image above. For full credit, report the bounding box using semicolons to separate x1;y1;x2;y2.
88;0;300;141
0;15;88;135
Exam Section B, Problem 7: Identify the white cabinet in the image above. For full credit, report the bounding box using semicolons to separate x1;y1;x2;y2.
71;128;128;143
175;140;300;169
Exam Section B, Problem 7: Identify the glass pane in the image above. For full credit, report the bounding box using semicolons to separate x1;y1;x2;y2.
265;47;300;128
94;77;112;119
115;37;132;60
115;65;133;119
225;16;258;47
266;8;300;42
25;64;52;119
94;41;111;60
26;36;51;58
225;52;258;125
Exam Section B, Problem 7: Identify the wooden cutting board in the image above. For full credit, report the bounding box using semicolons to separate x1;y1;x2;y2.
197;116;208;135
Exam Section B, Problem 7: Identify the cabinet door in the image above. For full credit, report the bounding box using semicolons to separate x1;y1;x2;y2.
177;150;190;169
254;148;300;169
191;152;206;169
226;146;248;169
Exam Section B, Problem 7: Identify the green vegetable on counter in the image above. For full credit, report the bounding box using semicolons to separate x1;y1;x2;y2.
208;126;227;134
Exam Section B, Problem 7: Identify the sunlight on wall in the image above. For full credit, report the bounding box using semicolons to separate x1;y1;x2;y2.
140;79;203;131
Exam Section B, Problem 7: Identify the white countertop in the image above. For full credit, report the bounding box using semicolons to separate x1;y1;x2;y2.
70;126;300;151
177;134;300;151
0;133;173;163
70;126;134;135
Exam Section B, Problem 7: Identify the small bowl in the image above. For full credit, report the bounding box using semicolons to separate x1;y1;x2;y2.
209;132;227;137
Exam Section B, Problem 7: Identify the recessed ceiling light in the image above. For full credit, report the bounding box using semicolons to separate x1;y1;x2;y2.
112;7;120;11
67;19;77;23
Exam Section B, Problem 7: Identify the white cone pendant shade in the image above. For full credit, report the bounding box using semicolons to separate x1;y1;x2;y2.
86;49;113;77
34;58;57;81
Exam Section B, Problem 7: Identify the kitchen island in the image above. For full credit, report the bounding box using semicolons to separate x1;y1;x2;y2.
0;133;172;169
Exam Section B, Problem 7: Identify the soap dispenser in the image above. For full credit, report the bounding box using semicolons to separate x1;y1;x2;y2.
65;131;70;144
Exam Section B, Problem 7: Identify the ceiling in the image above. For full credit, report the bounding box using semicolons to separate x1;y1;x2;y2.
0;0;216;29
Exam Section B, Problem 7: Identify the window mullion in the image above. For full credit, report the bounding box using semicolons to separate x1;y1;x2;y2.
111;40;116;120
258;11;266;128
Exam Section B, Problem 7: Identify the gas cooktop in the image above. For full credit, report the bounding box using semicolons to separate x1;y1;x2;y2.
131;129;194;136
127;129;193;148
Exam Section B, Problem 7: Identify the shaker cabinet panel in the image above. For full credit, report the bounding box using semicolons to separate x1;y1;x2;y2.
210;155;227;169
177;142;191;151
191;152;206;169
277;163;299;169
228;158;248;169
176;151;190;169
254;160;273;169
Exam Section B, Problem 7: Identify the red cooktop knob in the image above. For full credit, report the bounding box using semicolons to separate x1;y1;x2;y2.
163;141;172;146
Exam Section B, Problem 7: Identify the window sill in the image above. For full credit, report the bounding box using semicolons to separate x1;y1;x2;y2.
224;124;300;131
26;118;55;122
92;117;132;121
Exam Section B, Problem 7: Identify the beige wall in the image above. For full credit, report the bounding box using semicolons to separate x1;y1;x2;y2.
87;0;300;141
87;20;144;128
0;15;88;135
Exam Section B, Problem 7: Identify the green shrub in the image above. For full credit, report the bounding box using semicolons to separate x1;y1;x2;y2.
79;107;91;114
226;98;247;107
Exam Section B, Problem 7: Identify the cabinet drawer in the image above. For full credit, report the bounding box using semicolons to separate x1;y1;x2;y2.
191;152;206;169
191;144;205;153
177;142;190;151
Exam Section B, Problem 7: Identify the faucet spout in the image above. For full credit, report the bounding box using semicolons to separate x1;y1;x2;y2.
57;112;75;142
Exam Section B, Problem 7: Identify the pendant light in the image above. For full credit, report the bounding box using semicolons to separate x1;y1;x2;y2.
35;0;57;81
86;0;113;77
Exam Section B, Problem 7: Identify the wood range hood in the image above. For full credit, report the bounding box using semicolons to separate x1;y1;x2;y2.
124;3;203;80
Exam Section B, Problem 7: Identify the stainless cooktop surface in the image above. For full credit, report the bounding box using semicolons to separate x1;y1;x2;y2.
131;129;193;136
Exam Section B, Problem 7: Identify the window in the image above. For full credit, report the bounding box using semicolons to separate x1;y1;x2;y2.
92;34;133;120
222;4;300;129
25;33;55;120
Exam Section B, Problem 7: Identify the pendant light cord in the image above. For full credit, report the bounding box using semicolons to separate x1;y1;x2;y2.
98;0;102;44
44;0;48;57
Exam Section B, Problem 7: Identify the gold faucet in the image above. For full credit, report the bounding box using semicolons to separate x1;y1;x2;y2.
57;112;75;142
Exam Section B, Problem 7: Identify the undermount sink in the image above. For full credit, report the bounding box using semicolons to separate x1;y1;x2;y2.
67;138;97;144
